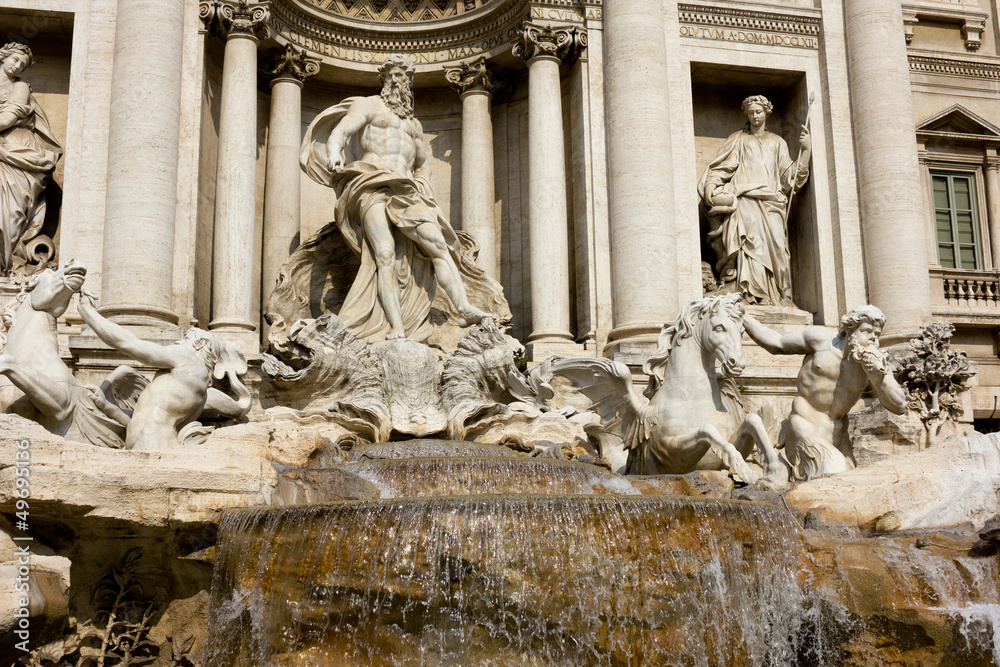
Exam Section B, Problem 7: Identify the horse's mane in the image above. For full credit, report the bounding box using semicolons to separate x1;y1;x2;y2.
642;293;744;396
0;277;38;351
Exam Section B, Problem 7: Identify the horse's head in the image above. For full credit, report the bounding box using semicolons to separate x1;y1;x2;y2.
643;293;746;389
27;260;86;318
702;293;746;377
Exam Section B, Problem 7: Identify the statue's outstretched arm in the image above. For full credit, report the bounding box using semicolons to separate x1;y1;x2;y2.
743;314;820;355
77;295;181;369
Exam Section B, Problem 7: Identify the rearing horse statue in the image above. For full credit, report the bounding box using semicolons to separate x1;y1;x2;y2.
0;261;142;448
508;294;788;485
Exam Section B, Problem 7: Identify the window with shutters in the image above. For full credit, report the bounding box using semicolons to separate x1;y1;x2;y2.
932;171;983;270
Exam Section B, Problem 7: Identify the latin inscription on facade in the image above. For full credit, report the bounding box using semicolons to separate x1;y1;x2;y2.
529;6;601;22
679;25;818;50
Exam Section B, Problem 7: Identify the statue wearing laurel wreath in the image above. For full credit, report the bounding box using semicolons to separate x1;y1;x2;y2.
698;95;811;306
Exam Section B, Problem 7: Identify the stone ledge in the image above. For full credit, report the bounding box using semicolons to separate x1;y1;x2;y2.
784;432;1000;533
0;415;277;528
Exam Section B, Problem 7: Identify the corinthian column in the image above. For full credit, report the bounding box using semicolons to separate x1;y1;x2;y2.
201;0;269;351
845;0;932;343
260;45;319;307
101;0;186;327
513;23;586;357
603;0;677;354
445;57;508;280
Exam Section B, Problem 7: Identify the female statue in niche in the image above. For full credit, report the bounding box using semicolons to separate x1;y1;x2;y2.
698;94;810;306
0;42;62;276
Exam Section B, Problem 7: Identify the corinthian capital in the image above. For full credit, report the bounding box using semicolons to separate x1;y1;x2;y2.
445;57;509;97
511;22;586;64
200;0;269;41
261;44;320;84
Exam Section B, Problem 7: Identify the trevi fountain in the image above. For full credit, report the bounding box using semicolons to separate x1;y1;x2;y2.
3;0;1000;665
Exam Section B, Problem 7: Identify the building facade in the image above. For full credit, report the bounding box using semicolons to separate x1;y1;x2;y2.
7;0;1000;421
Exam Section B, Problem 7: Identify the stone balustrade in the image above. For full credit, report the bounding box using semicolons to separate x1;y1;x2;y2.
930;267;1000;325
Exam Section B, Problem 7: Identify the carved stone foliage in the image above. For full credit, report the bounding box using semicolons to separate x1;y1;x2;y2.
894;321;977;433
200;0;270;40
512;22;587;64
445;56;508;96
260;43;320;83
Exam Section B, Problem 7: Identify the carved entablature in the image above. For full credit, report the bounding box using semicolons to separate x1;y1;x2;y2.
677;3;820;51
201;0;271;41
511;21;586;64
260;43;321;84
445;56;509;96
908;51;1000;81
269;0;539;71
902;0;989;52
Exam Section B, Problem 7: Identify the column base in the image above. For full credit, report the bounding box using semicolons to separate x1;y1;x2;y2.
207;325;261;360
604;322;662;366
98;304;180;328
524;338;589;366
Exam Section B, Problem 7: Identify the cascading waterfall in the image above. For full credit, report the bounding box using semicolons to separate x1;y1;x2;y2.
339;457;642;498
206;495;820;666
204;441;1000;665
880;539;1000;662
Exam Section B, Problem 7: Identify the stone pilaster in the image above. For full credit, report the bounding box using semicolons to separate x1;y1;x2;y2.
260;45;319;316
602;0;677;359
985;156;1000;269
513;22;586;359
201;0;269;353
445;57;507;280
845;0;932;344
918;154;939;267
100;0;187;328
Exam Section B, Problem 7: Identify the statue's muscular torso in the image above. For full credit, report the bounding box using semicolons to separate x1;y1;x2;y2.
791;334;868;443
357;97;424;177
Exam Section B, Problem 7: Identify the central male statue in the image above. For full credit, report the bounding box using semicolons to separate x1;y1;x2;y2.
300;54;489;343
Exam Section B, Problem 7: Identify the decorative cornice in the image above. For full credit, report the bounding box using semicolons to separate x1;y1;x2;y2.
260;44;320;84
511;21;586;64
677;3;820;37
269;0;530;67
909;52;1000;80
201;0;270;41
902;1;988;51
445;56;509;96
